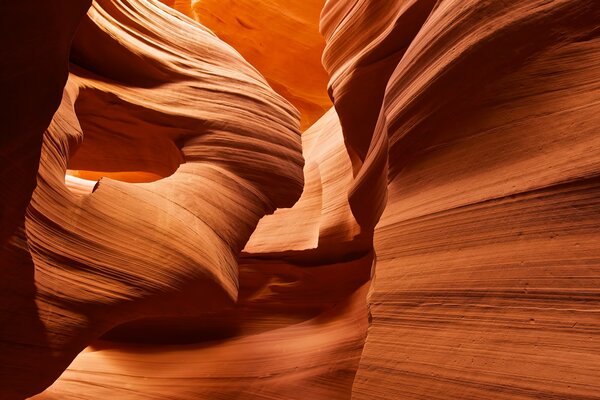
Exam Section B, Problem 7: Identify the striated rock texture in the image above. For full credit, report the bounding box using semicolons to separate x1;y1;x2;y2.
2;0;305;398
0;0;599;399
322;0;600;399
0;2;92;398
35;106;371;399
160;0;331;130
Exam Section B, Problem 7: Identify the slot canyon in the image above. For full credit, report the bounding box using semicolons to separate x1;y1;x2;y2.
1;0;599;399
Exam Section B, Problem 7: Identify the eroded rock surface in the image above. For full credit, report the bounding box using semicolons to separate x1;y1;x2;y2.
321;0;600;398
3;0;303;397
162;0;331;129
1;0;599;399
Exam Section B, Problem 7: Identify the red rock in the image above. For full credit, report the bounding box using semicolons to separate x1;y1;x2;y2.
0;2;92;398
162;0;331;130
3;0;303;397
1;0;599;399
322;0;600;398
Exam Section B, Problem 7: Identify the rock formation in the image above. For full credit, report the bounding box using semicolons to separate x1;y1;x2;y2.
160;0;332;130
1;0;599;399
0;0;92;245
321;0;600;398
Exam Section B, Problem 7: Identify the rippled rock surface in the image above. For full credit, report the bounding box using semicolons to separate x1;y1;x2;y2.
1;0;599;399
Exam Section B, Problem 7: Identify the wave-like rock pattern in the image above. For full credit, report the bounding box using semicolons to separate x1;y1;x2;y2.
321;0;600;398
35;106;371;399
34;259;370;400
1;0;599;398
245;108;366;258
2;0;304;398
161;0;331;130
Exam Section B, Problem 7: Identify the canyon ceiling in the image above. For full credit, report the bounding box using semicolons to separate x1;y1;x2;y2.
1;0;599;399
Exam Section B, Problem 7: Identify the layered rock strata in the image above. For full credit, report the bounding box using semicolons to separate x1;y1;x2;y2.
0;0;598;399
321;0;600;398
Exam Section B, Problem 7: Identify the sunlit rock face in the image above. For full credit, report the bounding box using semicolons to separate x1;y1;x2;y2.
0;0;599;399
161;0;331;130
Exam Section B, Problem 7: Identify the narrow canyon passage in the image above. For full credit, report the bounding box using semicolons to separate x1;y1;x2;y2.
1;0;599;399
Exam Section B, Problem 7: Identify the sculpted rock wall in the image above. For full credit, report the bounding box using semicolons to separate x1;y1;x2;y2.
161;0;331;129
35;107;371;399
2;0;305;398
34;260;370;399
245;108;366;258
4;0;371;398
0;2;92;398
0;1;91;245
1;0;599;398
321;0;600;398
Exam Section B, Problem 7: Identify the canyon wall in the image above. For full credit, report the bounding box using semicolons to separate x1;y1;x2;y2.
0;0;598;399
321;0;600;398
161;0;331;129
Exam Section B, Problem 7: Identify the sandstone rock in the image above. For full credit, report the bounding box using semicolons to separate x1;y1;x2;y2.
163;0;331;129
321;0;600;398
2;0;303;397
1;0;598;399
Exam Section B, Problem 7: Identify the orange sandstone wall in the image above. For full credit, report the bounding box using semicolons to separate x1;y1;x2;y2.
161;0;331;129
321;0;600;398
0;0;599;399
